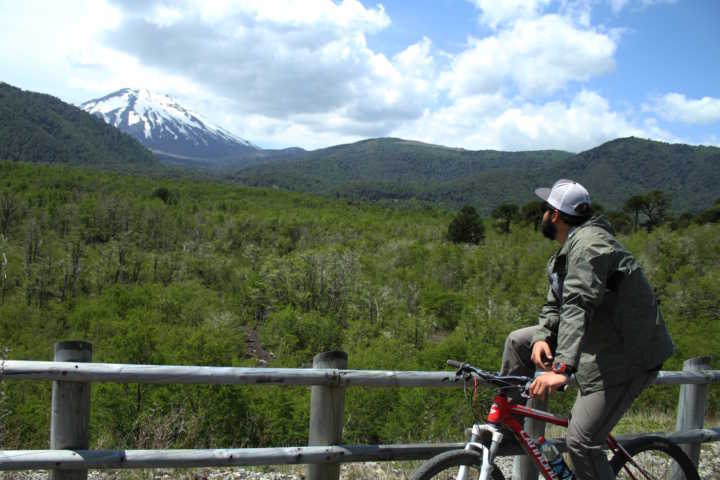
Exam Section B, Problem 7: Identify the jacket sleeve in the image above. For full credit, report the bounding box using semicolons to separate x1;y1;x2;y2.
532;286;560;347
554;240;612;369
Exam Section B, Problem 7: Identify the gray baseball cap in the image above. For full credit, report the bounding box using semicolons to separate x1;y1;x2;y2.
535;179;591;216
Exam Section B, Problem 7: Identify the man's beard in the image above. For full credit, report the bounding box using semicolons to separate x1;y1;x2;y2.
541;217;556;240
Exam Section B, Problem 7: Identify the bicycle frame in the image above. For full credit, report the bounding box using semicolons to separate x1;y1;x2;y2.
430;363;681;480
487;393;567;480
462;393;647;480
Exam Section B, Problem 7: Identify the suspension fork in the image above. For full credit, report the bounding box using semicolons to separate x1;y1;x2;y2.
459;423;505;480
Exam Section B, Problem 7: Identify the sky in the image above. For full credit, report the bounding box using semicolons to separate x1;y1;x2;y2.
1;0;719;152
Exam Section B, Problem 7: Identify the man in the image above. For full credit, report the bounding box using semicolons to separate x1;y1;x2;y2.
501;179;674;480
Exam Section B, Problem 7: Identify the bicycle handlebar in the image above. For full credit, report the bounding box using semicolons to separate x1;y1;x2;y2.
447;359;533;387
446;359;576;395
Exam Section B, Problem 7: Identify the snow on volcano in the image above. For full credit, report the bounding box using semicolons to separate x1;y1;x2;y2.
81;88;258;160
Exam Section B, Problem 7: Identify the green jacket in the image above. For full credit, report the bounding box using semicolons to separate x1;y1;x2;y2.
532;216;674;394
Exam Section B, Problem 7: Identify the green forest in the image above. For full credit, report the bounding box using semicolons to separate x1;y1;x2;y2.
233;137;720;214
0;160;719;452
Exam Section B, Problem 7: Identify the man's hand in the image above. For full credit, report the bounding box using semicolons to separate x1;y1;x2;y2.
529;372;568;400
531;341;553;370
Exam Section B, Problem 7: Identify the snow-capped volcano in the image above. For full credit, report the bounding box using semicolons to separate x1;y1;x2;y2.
81;88;259;160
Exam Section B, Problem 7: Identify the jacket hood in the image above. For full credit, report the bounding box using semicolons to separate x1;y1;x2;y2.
580;215;616;236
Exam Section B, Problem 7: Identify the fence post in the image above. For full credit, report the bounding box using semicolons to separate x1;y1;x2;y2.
674;356;710;468
512;397;547;480
50;341;92;480
307;351;348;480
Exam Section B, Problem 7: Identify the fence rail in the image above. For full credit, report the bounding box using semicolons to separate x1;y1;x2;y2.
2;428;720;471
0;342;717;480
3;359;719;386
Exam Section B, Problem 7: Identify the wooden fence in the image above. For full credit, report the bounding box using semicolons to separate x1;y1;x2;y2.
0;341;718;480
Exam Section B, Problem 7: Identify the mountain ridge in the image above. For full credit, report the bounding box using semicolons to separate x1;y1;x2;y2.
233;136;720;213
3;82;719;214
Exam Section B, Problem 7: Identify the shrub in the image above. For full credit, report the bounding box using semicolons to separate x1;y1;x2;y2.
447;205;484;244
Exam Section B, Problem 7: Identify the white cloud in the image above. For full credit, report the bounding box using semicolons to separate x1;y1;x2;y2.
559;0;594;26
83;0;444;148
246;0;391;32
440;15;616;98
224;112;364;150
0;0;123;102
2;0;699;152
645;93;720;125
94;1;637;150
202;35;440;149
100;0;411;118
149;5;184;27
392;90;671;152
470;0;552;28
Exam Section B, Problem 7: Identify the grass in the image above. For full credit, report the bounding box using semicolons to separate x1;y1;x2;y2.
541;408;719;440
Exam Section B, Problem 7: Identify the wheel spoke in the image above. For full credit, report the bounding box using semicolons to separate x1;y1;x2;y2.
612;437;699;480
618;449;679;479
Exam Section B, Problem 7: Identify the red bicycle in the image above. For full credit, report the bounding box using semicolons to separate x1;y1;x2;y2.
410;360;699;480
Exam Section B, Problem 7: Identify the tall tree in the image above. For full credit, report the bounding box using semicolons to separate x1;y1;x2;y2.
491;203;518;234
520;201;543;231
606;211;632;234
639;190;671;230
447;205;484;244
697;199;720;224
0;192;18;236
624;195;645;232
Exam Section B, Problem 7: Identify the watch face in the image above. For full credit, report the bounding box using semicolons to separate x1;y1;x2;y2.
553;361;566;374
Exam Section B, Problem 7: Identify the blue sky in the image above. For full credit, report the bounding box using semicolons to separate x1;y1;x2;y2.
1;0;718;151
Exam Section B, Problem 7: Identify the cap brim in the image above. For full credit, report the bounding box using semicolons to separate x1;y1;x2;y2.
535;187;551;201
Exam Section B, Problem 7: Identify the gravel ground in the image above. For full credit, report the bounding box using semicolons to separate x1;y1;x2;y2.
698;440;720;478
2;442;717;479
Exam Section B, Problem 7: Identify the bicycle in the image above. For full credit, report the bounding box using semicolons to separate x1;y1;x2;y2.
410;360;700;480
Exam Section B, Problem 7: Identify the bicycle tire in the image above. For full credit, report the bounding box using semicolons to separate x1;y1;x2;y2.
410;449;506;480
610;436;700;480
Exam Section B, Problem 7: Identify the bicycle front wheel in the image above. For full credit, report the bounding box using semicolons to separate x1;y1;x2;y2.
410;449;506;480
610;436;699;480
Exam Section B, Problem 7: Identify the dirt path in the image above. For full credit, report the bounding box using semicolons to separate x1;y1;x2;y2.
243;327;272;364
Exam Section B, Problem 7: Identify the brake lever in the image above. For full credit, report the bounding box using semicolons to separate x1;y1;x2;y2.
521;373;577;398
450;368;469;383
521;381;532;399
452;363;473;381
458;372;474;384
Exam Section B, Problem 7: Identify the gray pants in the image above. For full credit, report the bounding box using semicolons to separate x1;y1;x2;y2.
501;326;657;480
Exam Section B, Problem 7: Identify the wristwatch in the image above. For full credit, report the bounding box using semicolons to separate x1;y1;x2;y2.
552;361;573;375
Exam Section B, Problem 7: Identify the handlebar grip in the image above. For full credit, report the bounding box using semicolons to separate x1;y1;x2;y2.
447;359;465;369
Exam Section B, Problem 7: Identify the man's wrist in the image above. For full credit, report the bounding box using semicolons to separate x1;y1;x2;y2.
552;360;575;375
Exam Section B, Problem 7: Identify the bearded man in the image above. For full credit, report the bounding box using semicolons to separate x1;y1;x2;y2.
500;179;674;480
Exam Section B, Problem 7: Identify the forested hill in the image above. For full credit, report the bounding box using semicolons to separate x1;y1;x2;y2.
235;137;571;183
555;137;720;212
233;137;720;213
232;138;573;207
3;80;718;213
0;83;157;168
